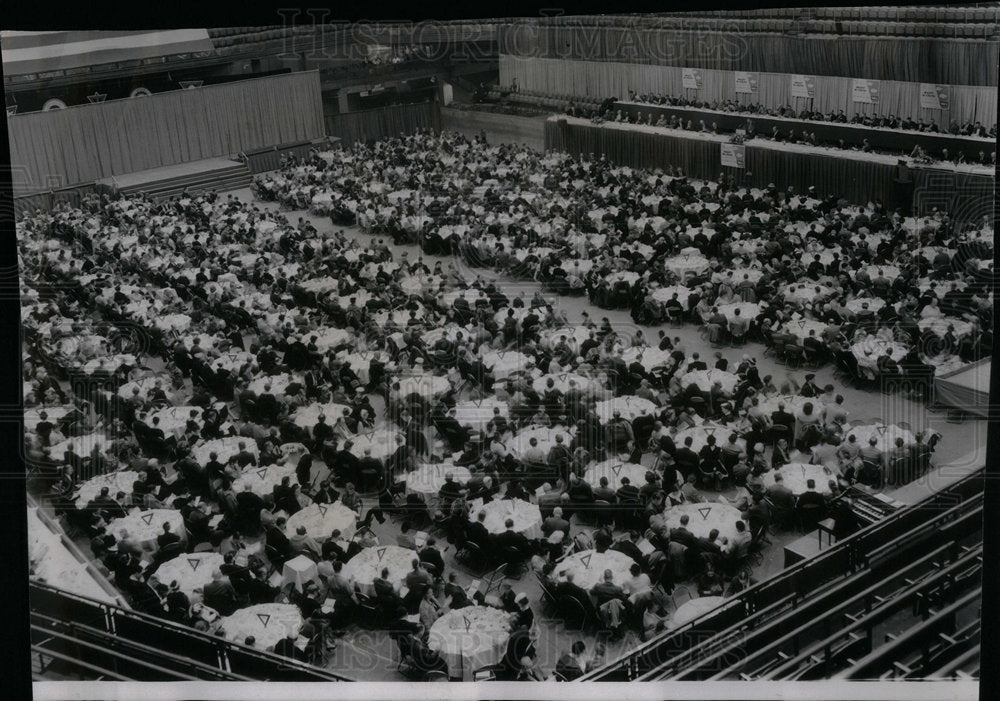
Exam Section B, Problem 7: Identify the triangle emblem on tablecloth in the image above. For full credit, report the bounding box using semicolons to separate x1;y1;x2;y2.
463;615;472;632
798;320;806;328
580;553;592;569
256;468;268;480
256;613;270;627
698;507;712;521
376;547;387;562
317;504;328;518
228;352;241;362
188;558;200;571
363;430;378;443
704;427;716;435
140;513;154;525
611;463;623;477
876;425;887;436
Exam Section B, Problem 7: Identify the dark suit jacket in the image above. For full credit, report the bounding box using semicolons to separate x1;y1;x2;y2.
493;529;530;553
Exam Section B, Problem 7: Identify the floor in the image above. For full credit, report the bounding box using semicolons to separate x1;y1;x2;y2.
214;183;987;679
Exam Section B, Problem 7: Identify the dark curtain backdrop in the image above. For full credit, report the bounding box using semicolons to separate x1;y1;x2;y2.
500;25;999;86
8;71;325;197
501;56;999;127
544;119;994;218
324;101;442;146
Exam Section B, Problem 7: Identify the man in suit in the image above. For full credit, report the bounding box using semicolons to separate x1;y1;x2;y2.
265;516;294;565
493;518;530;561
765;472;795;528
202;569;239;616
610;530;646;566
669;514;699;550
465;509;491;551
541;507;570;538
235;483;265;535
335;441;360;486
156;521;181;550
289;525;323;561
418;537;445;577
796;479;827;513
770;402;796;442
589;569;628;634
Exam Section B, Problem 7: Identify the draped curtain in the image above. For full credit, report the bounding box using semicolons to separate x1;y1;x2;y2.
544;118;994;215
323;101;442;146
499;25;999;85
502;56;998;128
8;71;325;197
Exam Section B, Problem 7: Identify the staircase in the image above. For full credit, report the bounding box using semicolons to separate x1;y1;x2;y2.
115;161;253;201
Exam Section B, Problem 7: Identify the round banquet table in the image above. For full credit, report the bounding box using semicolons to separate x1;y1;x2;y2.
393;374;451;399
863;265;901;281
73;470;141;508
539;326;592;352
148;406;202;438
152;552;225;601
372;307;421;328
583;460;651;491
671;596;732;627
918;317;975;339
480;350;534;379
782;283;836;304
555;549;637;591
844;424;916;460
509;426;574;460
621;346;672;372
348;426;403;462
291;402;352;429
361;261;400;280
49;433;111;459
664;254;710;278
422;324;467;348
468;498;542;538
715;268;764;286
493;306;530;326
663;504;745;552
453;398;510;430
605;271;640;286
531;373;601;395
844;298;886;315
181;334;223;353
232;463;299;500
649;285;693;307
300;278;339;295
427;606;512;681
399;274;442;295
594;395;658;422
24;405;73;433
210;350;255;373
404;463;472;512
674;424;746;454
918;246;953;262
153;314;191;333
302;327;353;352
756;394;825;417
799;250;837;267
850;339;908;373
341;545;416;596
335;290;373;309
441;289;488;307
337;350;392;385
220;604;303;651
784;318;830;342
247;374;299;397
677;369;738;395
284;502;357;542
560;259;594;276
760;463;836;497
716;302;761;324
191;438;260;466
80;354;136;375
108;509;187;552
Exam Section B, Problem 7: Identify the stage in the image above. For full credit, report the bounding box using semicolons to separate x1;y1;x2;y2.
934;358;992;419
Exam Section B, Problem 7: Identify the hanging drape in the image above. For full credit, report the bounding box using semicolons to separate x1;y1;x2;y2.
544;118;994;216
502;56;998;127
499;25;999;85
8;71;325;197
323;101;442;146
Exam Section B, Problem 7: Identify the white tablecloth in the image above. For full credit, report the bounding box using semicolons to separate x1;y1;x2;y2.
393;374;451;399
248;373;300;397
663;503;745;552
531;373;601;395
677;369;738;395
80;354;136;375
674;423;746;454
336;351;392;385
480;351;533;379
716;302;761;324
152;552;225;600
291;402;352;430
621;346;672;371
665;254;710;278
756;394;825;417
538;326;592;353
49;432;110;459
232;463;299;499
555;549;636;591
649;285;693;307
210;351;255;373
583;460;651;491
282;554;321;592
760;463;836;497
509;426;574;460
594;395;658;422
348;426;403;462
427;606;512;680
671;596;731;627
782;283;836;303
468;498;542;538
284;502;357;542
341;545;417;596
191;437;260;466
918;317;975;339
108;509;187;552
149;406;202;437
863;265;901;281
784;318;830;342
850;339;908;372
302;327;353;352
844;298;886;315
220;604;303;651
441;289;488;308
404;463;472;512
715;268;764;286
24;406;73;434
844;424;916;457
73;470;141;508
453;398;510;430
560;259;594;277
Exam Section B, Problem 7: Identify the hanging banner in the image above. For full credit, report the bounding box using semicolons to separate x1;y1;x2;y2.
734;71;758;94
682;67;703;90
789;74;815;99
919;83;950;110
720;143;746;169
851;78;880;104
